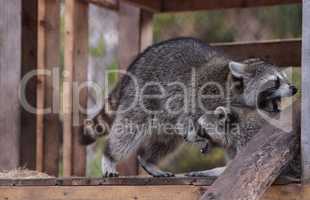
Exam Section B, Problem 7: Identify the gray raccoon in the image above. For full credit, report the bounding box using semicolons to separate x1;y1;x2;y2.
188;103;300;178
80;37;297;177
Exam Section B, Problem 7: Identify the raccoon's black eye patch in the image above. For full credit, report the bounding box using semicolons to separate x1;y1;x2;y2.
275;77;280;89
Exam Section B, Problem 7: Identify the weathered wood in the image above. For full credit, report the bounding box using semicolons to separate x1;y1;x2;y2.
140;10;154;51
63;0;76;176
20;0;38;170
124;0;161;12
162;0;301;12
200;101;301;200
81;0;118;10
37;0;61;176
0;176;215;186
36;0;46;173
116;1;141;176
301;0;310;184
0;0;22;170
118;1;141;71
212;39;301;67
71;0;88;176
0;184;306;200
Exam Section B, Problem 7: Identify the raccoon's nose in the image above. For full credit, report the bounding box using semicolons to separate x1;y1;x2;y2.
290;85;298;95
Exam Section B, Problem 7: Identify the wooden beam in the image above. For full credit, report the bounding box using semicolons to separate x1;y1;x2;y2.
63;0;76;177
64;0;88;177
200;101;300;200
140;10;154;51
80;0;118;10
37;0;61;176
117;1;154;176
0;0;22;170
71;1;88;177
117;1;141;175
20;0;38;170
162;0;301;12
0;184;307;200
212;39;301;66
301;0;310;184
123;0;161;12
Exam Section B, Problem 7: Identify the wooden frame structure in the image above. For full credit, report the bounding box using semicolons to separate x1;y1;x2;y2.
0;0;309;199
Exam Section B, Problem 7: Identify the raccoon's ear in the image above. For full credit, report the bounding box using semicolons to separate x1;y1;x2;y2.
229;61;252;79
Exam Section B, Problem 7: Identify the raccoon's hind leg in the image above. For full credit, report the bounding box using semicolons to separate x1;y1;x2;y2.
137;155;174;177
137;135;182;177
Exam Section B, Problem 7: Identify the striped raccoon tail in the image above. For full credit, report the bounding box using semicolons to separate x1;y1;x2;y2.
79;108;113;146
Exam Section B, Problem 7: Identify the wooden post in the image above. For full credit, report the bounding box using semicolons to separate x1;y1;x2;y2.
63;0;76;177
0;0;22;170
117;1;153;176
36;0;61;176
64;0;88;177
72;1;88;176
302;0;310;184
20;0;38;170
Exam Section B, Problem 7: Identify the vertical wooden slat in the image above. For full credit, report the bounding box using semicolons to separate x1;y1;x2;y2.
117;2;153;176
72;1;88;176
36;0;47;173
20;0;38;170
139;10;153;51
43;0;61;176
301;0;310;184
37;0;61;175
0;0;22;170
64;0;88;177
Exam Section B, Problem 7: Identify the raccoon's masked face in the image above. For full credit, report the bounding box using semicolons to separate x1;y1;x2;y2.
79;116;108;145
229;59;298;112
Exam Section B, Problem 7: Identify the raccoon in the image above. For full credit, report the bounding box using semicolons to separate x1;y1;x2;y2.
187;101;300;178
80;37;297;177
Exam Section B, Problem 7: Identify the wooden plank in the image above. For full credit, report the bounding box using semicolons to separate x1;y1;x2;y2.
20;0;38;170
0;184;306;200
301;0;310;184
162;0;301;12
117;1;154;176
63;0;76;177
0;176;215;186
116;1;141;176
36;0;46;173
200;101;300;200
123;0;161;12
81;0;118;10
0;0;22;170
71;0;88;176
212;39;301;67
0;185;202;200
118;1;141;71
139;10;154;51
37;0;61;176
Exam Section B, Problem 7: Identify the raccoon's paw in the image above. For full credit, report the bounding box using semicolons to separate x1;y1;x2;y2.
102;171;119;178
101;155;119;177
152;171;175;178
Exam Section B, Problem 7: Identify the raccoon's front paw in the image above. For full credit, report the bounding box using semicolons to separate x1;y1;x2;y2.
101;156;119;177
152;171;175;178
102;171;119;177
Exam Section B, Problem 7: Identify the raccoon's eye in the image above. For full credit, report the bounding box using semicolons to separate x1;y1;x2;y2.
275;77;280;89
